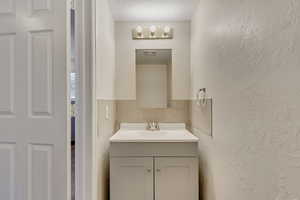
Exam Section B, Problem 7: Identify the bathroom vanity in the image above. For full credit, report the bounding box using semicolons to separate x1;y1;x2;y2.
109;123;199;200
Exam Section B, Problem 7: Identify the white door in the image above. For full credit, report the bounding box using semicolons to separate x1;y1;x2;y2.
110;157;153;200
0;0;69;200
155;157;198;200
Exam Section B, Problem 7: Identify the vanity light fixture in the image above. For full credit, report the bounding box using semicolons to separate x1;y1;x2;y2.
132;25;173;40
164;26;171;35
136;26;143;37
149;25;157;37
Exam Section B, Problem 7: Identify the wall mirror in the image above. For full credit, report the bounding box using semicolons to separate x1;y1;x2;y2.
136;49;172;108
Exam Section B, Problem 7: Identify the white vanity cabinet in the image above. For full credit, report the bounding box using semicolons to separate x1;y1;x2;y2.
110;157;154;200
155;157;198;200
110;143;199;200
110;156;198;200
109;123;199;200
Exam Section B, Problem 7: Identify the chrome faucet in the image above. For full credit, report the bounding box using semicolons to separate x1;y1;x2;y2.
147;121;160;131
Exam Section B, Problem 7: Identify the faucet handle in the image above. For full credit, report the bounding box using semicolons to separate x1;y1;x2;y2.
146;120;159;131
147;121;153;129
154;121;160;130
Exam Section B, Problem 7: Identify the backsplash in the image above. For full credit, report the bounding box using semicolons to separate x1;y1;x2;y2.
189;99;213;137
115;100;190;129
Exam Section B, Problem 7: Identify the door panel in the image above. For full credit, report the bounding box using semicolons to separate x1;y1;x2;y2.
0;0;15;14
110;157;153;200
28;144;53;200
0;143;15;200
0;0;68;199
28;30;53;117
0;33;15;116
155;157;198;200
30;0;52;14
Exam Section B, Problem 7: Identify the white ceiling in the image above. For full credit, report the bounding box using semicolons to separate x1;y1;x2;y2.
109;0;200;21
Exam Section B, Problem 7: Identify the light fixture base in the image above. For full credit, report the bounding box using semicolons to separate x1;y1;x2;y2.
132;26;173;40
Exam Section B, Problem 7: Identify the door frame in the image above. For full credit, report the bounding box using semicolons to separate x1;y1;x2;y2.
72;0;97;199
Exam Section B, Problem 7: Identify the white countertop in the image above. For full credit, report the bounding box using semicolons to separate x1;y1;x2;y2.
110;123;199;143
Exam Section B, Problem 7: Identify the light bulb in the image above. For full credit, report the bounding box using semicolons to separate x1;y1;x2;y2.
136;26;143;33
150;25;157;33
164;26;171;33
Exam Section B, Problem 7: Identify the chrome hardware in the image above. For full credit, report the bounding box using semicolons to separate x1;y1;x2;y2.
147;121;160;131
197;88;207;106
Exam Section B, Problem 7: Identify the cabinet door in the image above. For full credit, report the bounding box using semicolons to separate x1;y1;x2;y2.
110;157;154;200
155;157;198;200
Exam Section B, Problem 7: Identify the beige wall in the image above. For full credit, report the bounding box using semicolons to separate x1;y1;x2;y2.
191;0;300;200
115;22;191;100
116;100;189;128
96;0;116;99
96;1;116;200
189;100;212;137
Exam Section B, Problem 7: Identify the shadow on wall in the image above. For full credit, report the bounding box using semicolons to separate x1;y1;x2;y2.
198;145;216;200
97;100;116;200
189;99;215;200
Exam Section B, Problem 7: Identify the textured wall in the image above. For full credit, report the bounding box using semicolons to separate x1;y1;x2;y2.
191;0;300;200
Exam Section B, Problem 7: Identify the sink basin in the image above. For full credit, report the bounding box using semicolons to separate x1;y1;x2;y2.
110;123;199;143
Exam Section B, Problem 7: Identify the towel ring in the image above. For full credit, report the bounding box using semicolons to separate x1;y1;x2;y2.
197;88;207;106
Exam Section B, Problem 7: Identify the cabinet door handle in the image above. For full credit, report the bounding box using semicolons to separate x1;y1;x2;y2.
147;169;152;172
156;169;161;172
